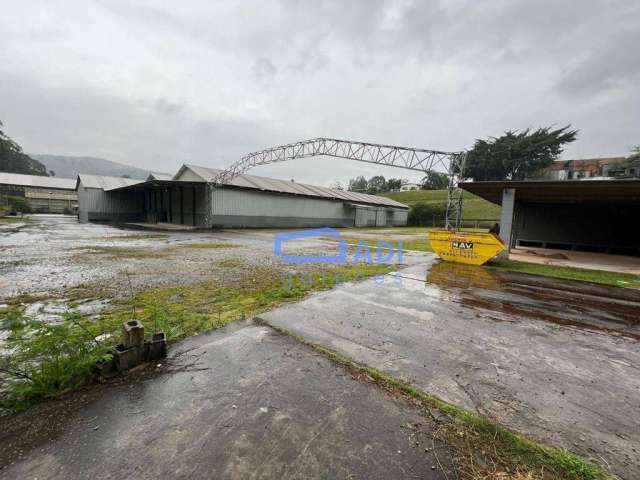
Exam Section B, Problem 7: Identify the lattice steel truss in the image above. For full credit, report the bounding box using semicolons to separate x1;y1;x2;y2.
208;138;467;229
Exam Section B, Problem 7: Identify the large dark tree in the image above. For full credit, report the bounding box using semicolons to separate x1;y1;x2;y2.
464;125;578;181
0;120;48;176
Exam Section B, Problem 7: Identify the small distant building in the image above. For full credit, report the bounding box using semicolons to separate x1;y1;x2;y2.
400;183;420;191
76;164;409;228
534;157;631;180
0;172;77;213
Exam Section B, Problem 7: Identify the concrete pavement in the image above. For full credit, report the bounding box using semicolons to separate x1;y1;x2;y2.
258;259;640;479
0;322;452;480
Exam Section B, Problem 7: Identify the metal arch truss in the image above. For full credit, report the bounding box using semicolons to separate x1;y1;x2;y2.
208;137;467;230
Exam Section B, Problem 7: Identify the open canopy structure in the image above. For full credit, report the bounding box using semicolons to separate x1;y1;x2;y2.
461;179;640;257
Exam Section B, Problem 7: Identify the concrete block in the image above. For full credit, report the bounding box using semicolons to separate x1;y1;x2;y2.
147;332;167;361
111;343;142;372
93;357;118;379
122;320;145;348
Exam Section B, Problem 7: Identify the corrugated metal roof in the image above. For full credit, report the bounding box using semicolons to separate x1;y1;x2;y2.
179;164;408;209
0;172;76;190
77;174;143;191
460;179;640;205
147;172;173;181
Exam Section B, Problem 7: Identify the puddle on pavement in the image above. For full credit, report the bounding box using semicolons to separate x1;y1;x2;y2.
423;260;640;340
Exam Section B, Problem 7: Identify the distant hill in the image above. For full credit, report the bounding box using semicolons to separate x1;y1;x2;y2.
30;154;155;180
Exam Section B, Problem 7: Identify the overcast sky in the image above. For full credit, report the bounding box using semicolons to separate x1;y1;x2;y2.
1;0;639;185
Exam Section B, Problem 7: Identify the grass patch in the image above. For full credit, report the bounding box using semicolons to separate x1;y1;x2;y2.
183;242;240;249
2;292;52;307
266;324;610;480
77;246;171;259
0;216;29;224
488;259;640;289
0;262;392;413
76;242;240;259
380;189;501;220
106;234;168;241
214;258;245;268
402;238;433;252
324;235;434;253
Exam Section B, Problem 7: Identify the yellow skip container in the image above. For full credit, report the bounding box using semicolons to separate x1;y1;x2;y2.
429;229;506;265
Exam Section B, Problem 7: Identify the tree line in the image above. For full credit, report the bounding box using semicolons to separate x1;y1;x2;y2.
344;170;450;194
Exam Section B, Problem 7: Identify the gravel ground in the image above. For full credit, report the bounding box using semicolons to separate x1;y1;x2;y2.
0;215;416;320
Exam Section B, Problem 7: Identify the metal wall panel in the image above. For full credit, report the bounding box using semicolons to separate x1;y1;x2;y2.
77;180;145;223
212;188;347;218
211;187;355;227
387;209;408;226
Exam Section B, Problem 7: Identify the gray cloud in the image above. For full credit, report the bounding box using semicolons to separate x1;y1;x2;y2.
556;28;640;96
252;57;277;82
0;0;639;186
0;73;281;171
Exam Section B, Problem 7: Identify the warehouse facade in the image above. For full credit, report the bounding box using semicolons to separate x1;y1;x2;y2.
76;164;409;228
76;174;144;223
0;172;77;214
461;179;640;257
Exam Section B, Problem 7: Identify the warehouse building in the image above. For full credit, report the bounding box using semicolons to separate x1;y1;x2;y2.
461;179;640;258
76;164;409;228
75;174;145;223
0;172;77;213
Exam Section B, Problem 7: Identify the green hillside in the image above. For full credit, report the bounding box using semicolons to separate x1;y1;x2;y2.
380;189;501;220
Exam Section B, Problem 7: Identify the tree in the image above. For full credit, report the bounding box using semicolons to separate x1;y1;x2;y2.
366;176;387;194
420;171;449;190
0;120;49;176
464;125;578;181
348;176;368;192
329;181;344;190
386;178;402;191
407;202;447;226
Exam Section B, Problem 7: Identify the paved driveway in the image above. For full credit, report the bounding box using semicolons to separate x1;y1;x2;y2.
259;260;640;479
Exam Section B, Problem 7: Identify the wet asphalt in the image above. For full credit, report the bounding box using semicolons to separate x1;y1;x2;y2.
0;322;452;480
258;261;640;479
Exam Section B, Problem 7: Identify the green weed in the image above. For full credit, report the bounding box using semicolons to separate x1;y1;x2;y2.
0;310;112;413
488;259;640;289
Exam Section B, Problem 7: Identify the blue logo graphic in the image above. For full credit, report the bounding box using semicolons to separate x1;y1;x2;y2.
273;228;403;264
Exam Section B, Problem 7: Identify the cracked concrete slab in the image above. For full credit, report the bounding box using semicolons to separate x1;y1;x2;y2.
257;260;640;479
